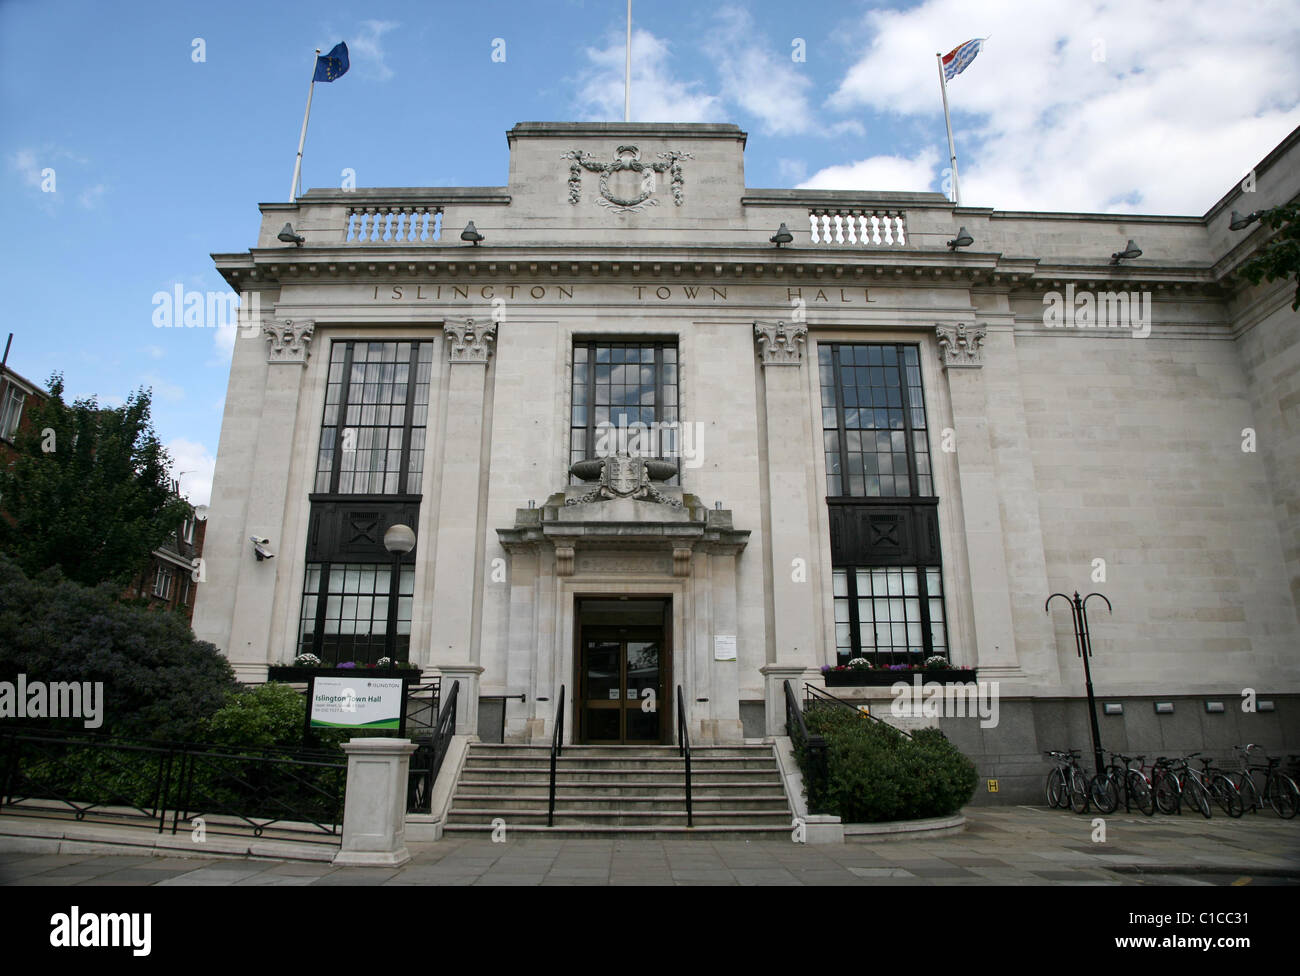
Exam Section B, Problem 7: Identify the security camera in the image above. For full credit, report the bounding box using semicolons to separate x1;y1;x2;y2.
249;536;275;561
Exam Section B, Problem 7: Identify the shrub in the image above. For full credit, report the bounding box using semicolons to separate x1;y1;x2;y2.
0;554;237;741
798;706;976;822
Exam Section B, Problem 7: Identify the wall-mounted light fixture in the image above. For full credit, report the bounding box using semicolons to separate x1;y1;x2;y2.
1258;700;1275;713
769;223;794;247
1110;239;1142;265
947;227;974;250
461;221;485;245
277;222;305;246
1154;701;1174;714
1103;702;1123;715
1228;209;1264;231
1204;701;1225;714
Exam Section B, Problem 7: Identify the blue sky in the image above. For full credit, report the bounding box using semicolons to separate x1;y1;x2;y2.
3;0;1298;504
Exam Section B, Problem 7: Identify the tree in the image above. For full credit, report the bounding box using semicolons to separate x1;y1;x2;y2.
0;374;192;587
1237;201;1300;311
0;554;237;741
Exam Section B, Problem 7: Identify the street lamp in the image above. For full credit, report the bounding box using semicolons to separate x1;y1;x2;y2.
383;523;416;663
1046;590;1112;776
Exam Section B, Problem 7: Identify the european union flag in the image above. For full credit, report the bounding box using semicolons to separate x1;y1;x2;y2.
313;42;349;83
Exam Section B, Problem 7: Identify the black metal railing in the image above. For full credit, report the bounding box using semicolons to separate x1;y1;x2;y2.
407;679;457;814
0;728;346;843
676;685;693;827
784;680;829;808
547;685;565;827
804;682;913;739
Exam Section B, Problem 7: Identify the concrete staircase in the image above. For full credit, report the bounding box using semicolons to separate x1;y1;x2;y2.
442;743;793;839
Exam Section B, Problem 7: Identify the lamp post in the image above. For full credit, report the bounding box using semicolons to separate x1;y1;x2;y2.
1045;590;1111;776
383;524;416;663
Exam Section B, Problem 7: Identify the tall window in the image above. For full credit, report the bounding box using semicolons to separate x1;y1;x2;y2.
0;386;25;441
819;342;947;666
298;562;415;666
570;340;678;478
314;341;434;495
818;343;931;498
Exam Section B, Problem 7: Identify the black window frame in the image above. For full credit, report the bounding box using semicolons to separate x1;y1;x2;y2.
570;338;680;483
819;341;948;666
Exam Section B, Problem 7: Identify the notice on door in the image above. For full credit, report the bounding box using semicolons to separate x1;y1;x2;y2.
310;676;404;730
713;635;737;661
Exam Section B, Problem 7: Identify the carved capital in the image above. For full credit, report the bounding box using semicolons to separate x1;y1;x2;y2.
935;323;986;369
444;318;496;363
754;320;807;366
263;320;314;365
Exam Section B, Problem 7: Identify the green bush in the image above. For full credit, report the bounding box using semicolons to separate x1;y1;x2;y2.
798;706;976;823
0;553;237;741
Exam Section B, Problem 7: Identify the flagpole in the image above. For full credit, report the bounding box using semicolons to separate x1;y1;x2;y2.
936;52;961;207
290;49;320;202
624;0;632;122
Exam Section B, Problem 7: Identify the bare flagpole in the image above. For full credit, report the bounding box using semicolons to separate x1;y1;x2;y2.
290;49;320;202
624;0;632;122
936;51;960;207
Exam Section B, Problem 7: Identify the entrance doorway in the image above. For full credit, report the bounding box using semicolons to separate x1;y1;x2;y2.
575;597;670;744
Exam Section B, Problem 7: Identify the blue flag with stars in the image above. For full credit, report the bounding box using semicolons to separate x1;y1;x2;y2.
313;42;349;82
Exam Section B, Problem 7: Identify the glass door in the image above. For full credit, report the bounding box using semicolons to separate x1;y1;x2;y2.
580;627;663;743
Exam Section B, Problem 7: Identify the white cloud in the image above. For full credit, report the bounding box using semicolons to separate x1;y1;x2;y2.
351;20;399;82
705;7;815;136
575;28;723;122
167;438;216;508
799;147;940;192
78;183;106;208
824;0;1300;212
143;345;165;360
143;373;186;404
11;149;42;188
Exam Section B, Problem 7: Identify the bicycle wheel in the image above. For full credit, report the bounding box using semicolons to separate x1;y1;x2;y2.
1128;771;1155;816
1268;773;1299;820
1210;774;1244;818
1068;767;1090;814
1229;771;1260;813
1090;773;1119;814
1182;777;1212;819
1154;772;1181;815
1046;767;1066;808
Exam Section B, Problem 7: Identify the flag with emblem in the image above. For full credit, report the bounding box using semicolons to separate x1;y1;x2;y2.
941;38;985;81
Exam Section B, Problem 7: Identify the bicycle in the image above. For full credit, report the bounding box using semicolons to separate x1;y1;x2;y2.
1198;756;1244;818
1228;744;1299;819
1045;749;1091;813
1151;756;1183;815
1088;751;1154;816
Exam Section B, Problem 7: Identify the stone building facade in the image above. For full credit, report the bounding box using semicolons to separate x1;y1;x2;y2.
194;121;1300;801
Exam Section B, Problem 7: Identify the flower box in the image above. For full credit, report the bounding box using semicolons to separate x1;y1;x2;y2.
823;668;978;687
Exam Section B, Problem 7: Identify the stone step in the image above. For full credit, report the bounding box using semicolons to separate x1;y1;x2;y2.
456;780;788;796
446;809;793;827
440;823;793;841
451;794;791;811
461;757;778;771
456;769;781;783
468;745;772;759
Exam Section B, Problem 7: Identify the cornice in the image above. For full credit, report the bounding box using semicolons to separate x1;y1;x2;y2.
213;245;1225;297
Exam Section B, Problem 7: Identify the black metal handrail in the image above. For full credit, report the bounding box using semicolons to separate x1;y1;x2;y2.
784;679;829;808
804;682;913;739
547;685;565;827
406;679;458;814
676;685;693;827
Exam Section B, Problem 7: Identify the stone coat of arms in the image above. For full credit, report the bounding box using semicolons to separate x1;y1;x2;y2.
561;145;693;213
566;453;682;508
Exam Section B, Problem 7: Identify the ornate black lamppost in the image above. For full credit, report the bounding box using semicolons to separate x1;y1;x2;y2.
1045;590;1112;776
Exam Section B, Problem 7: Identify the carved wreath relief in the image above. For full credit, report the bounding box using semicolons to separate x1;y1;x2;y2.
561;145;693;213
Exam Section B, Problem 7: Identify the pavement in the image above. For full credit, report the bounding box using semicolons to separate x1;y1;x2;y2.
2;806;1297;885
